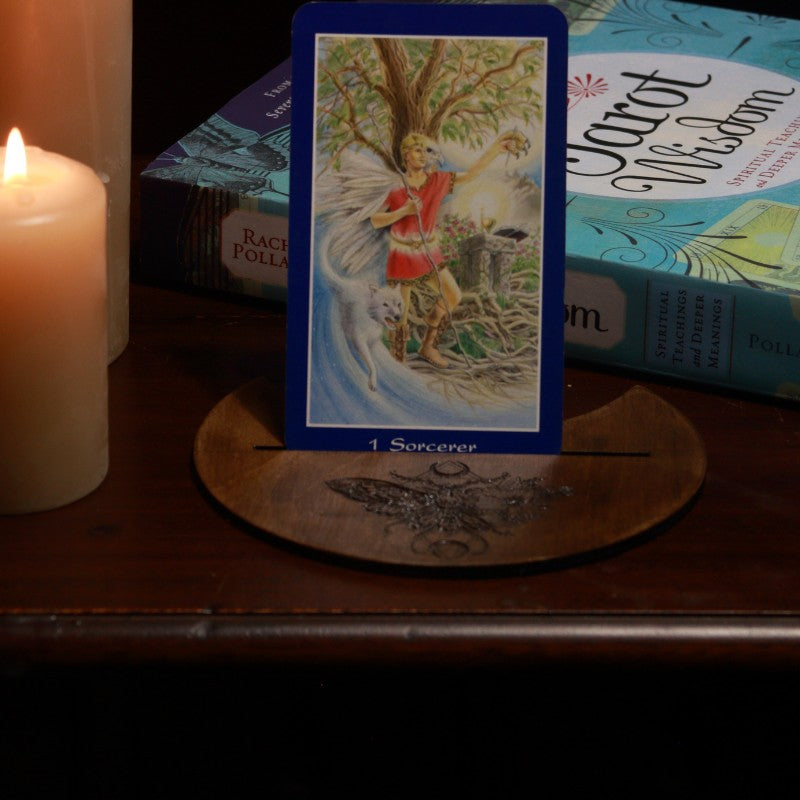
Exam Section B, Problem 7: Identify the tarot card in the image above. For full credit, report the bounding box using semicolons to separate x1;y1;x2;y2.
286;2;567;454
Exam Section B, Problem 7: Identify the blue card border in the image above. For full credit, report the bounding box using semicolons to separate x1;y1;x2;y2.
286;2;567;454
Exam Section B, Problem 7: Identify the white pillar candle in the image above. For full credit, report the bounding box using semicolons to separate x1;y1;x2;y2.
0;129;108;514
0;0;132;363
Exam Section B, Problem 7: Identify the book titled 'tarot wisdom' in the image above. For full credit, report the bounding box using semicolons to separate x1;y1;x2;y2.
562;0;800;399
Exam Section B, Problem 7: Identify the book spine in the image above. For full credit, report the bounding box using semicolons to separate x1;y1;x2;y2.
139;58;292;299
564;261;800;400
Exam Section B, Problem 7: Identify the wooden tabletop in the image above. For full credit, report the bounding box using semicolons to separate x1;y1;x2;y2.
6;8;800;800
1;272;798;667
2;0;799;670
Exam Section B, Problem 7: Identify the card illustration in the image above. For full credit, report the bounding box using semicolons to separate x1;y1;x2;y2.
287;3;567;453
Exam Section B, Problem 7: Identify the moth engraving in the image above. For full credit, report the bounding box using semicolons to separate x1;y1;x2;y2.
326;460;572;560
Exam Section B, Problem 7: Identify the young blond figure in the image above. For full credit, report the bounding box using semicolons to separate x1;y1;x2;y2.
370;131;522;367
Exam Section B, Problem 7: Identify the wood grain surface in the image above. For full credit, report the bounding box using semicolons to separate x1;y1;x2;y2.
1;0;799;666
1;281;798;667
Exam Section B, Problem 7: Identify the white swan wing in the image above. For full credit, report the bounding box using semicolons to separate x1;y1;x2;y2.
315;149;401;277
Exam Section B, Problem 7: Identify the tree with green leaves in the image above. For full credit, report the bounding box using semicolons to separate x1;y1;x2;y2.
316;35;545;171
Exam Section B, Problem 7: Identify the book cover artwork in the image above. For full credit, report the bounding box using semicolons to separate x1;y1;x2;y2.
558;0;800;399
139;59;292;300
286;3;566;453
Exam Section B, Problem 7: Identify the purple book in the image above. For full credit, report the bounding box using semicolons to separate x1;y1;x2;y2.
139;58;292;300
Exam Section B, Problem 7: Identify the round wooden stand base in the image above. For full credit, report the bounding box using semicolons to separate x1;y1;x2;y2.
194;380;706;570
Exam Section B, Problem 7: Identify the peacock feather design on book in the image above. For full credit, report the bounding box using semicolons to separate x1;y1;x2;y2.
578;202;800;293
553;0;723;46
143;115;291;291
142;114;290;198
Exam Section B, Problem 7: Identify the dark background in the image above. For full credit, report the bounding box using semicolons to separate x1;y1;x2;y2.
133;0;300;154
132;0;796;153
3;2;800;797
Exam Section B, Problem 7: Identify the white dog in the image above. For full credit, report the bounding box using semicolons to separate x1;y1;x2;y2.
335;280;404;391
318;234;404;391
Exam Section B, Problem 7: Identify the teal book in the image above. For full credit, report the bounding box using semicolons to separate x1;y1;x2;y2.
560;0;800;399
138;0;800;400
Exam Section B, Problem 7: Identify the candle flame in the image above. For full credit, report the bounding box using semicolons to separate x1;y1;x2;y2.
3;127;27;183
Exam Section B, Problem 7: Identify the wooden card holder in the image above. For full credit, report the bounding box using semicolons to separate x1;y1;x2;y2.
194;380;706;570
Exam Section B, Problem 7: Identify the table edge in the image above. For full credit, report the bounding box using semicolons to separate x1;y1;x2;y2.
3;612;800;667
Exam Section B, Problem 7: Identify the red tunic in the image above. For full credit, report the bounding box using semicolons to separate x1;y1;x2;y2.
384;171;455;283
